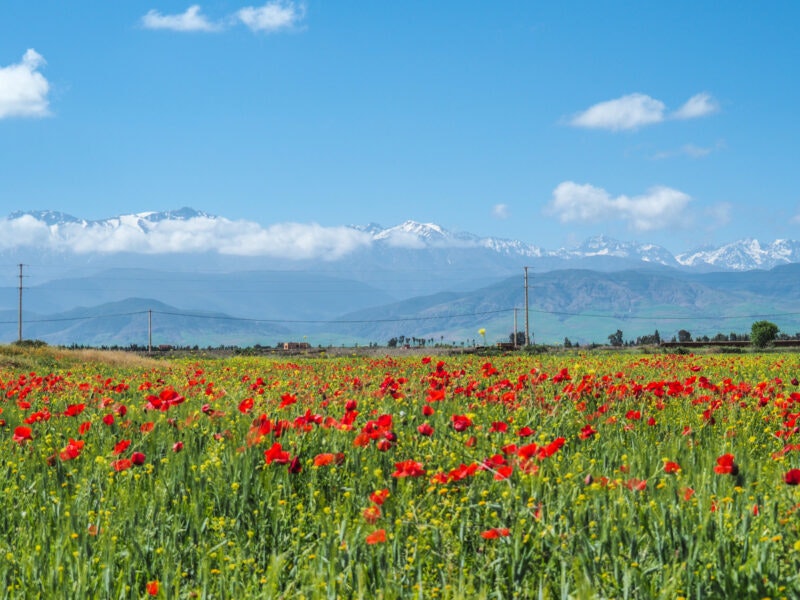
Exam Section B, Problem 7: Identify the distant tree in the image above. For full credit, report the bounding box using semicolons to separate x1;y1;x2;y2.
654;330;661;344
387;337;398;348
678;330;692;343
564;337;572;349
608;330;623;347
751;320;779;348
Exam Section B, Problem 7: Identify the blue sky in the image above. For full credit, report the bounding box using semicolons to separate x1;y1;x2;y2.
1;1;798;255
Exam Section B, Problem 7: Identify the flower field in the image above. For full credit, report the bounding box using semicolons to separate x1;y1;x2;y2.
3;350;800;598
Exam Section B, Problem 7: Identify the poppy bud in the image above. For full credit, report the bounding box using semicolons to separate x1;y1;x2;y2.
288;456;302;474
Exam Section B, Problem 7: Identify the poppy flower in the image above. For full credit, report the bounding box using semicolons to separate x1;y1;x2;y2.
146;580;159;596
131;452;146;466
78;421;91;435
279;393;297;409
264;442;290;465
64;403;86;417
664;461;681;474
369;489;390;505
422;405;434;416
481;527;510;539
314;453;335;467
238;398;254;414
59;438;85;461
417;423;434;436
392;459;426;478
579;424;596;440
366;529;386;544
112;458;132;472
363;505;381;524
714;453;739;475
102;414;115;426
451;414;472;432
12;426;32;445
172;441;184;453
288;456;302;474
785;469;800;485
113;439;131;455
489;421;508;434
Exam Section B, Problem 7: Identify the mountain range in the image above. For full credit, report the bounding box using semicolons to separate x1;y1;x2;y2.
1;208;799;347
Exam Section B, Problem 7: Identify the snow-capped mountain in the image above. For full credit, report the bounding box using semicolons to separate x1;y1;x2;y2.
4;208;800;273
676;239;800;271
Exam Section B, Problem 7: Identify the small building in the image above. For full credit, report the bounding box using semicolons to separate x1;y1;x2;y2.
282;342;311;350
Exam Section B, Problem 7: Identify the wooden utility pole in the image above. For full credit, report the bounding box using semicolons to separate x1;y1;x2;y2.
18;264;24;342
524;266;530;346
148;309;152;353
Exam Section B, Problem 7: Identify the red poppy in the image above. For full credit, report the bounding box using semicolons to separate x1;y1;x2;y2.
279;393;297;408
489;421;508;433
113;439;131;455
714;453;738;475
172;441;184;453
12;426;32;445
785;469;800;485
664;461;681;474
392;459;426;478
64;403;86;417
314;453;335;467
140;422;154;433
481;527;510;539
363;505;381;524
494;465;514;480
238;397;254;414
288;456;302;474
146;580;159;596
102;414;115;426
451;414;472;432
264;442;290;465
366;529;386;544
579;424;596;440
422;405;435;416
59;438;85;461
417;423;434;436
132;452;146;466
517;426;535;437
369;489;390;505
78;421;91;435
112;458;132;472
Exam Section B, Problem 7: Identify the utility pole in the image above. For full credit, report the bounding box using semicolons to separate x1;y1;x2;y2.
18;264;24;342
524;266;530;347
513;307;518;349
148;309;152;353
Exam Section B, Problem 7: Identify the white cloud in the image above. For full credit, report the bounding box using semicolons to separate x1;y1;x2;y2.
0;214;372;260
0;49;50;119
236;1;305;32
569;92;718;131
492;204;510;219
672;92;719;120
547;181;692;232
569;93;666;131
142;5;220;32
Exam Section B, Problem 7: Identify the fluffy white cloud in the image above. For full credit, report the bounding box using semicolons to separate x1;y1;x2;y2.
492;204;510;219
142;5;220;32
569;93;666;131
673;92;719;120
0;214;372;260
547;181;692;231
569;92;718;131
236;1;305;32
0;49;50;119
